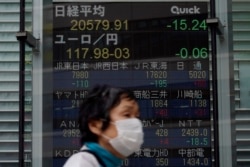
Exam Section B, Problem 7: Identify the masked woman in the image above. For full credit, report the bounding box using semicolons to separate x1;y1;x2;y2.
63;85;144;167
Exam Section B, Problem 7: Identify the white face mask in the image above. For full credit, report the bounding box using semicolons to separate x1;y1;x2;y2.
103;118;144;157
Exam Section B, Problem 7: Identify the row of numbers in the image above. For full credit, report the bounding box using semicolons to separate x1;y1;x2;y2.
122;158;210;166
155;128;209;137
73;71;206;79
70;18;207;31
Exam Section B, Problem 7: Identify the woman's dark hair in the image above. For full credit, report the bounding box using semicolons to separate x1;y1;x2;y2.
78;85;136;144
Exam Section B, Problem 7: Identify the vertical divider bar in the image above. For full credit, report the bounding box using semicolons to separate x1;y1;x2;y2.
209;0;220;166
19;0;25;166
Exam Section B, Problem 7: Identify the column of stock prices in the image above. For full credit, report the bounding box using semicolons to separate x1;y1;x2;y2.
53;1;211;166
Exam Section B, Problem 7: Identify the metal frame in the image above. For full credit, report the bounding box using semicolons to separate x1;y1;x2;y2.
215;0;235;167
32;0;43;166
15;0;38;166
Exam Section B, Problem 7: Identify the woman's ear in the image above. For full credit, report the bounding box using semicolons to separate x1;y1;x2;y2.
88;119;103;135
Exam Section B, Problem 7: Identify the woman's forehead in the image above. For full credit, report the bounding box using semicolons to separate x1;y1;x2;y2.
111;98;139;112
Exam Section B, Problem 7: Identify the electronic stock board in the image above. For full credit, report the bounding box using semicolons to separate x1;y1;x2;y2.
52;1;211;166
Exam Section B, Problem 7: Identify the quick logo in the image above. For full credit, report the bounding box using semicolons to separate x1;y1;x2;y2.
171;5;201;15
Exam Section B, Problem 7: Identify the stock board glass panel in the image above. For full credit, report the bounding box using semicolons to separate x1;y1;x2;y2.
52;1;211;166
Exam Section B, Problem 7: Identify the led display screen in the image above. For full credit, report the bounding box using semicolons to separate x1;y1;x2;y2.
52;1;211;166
